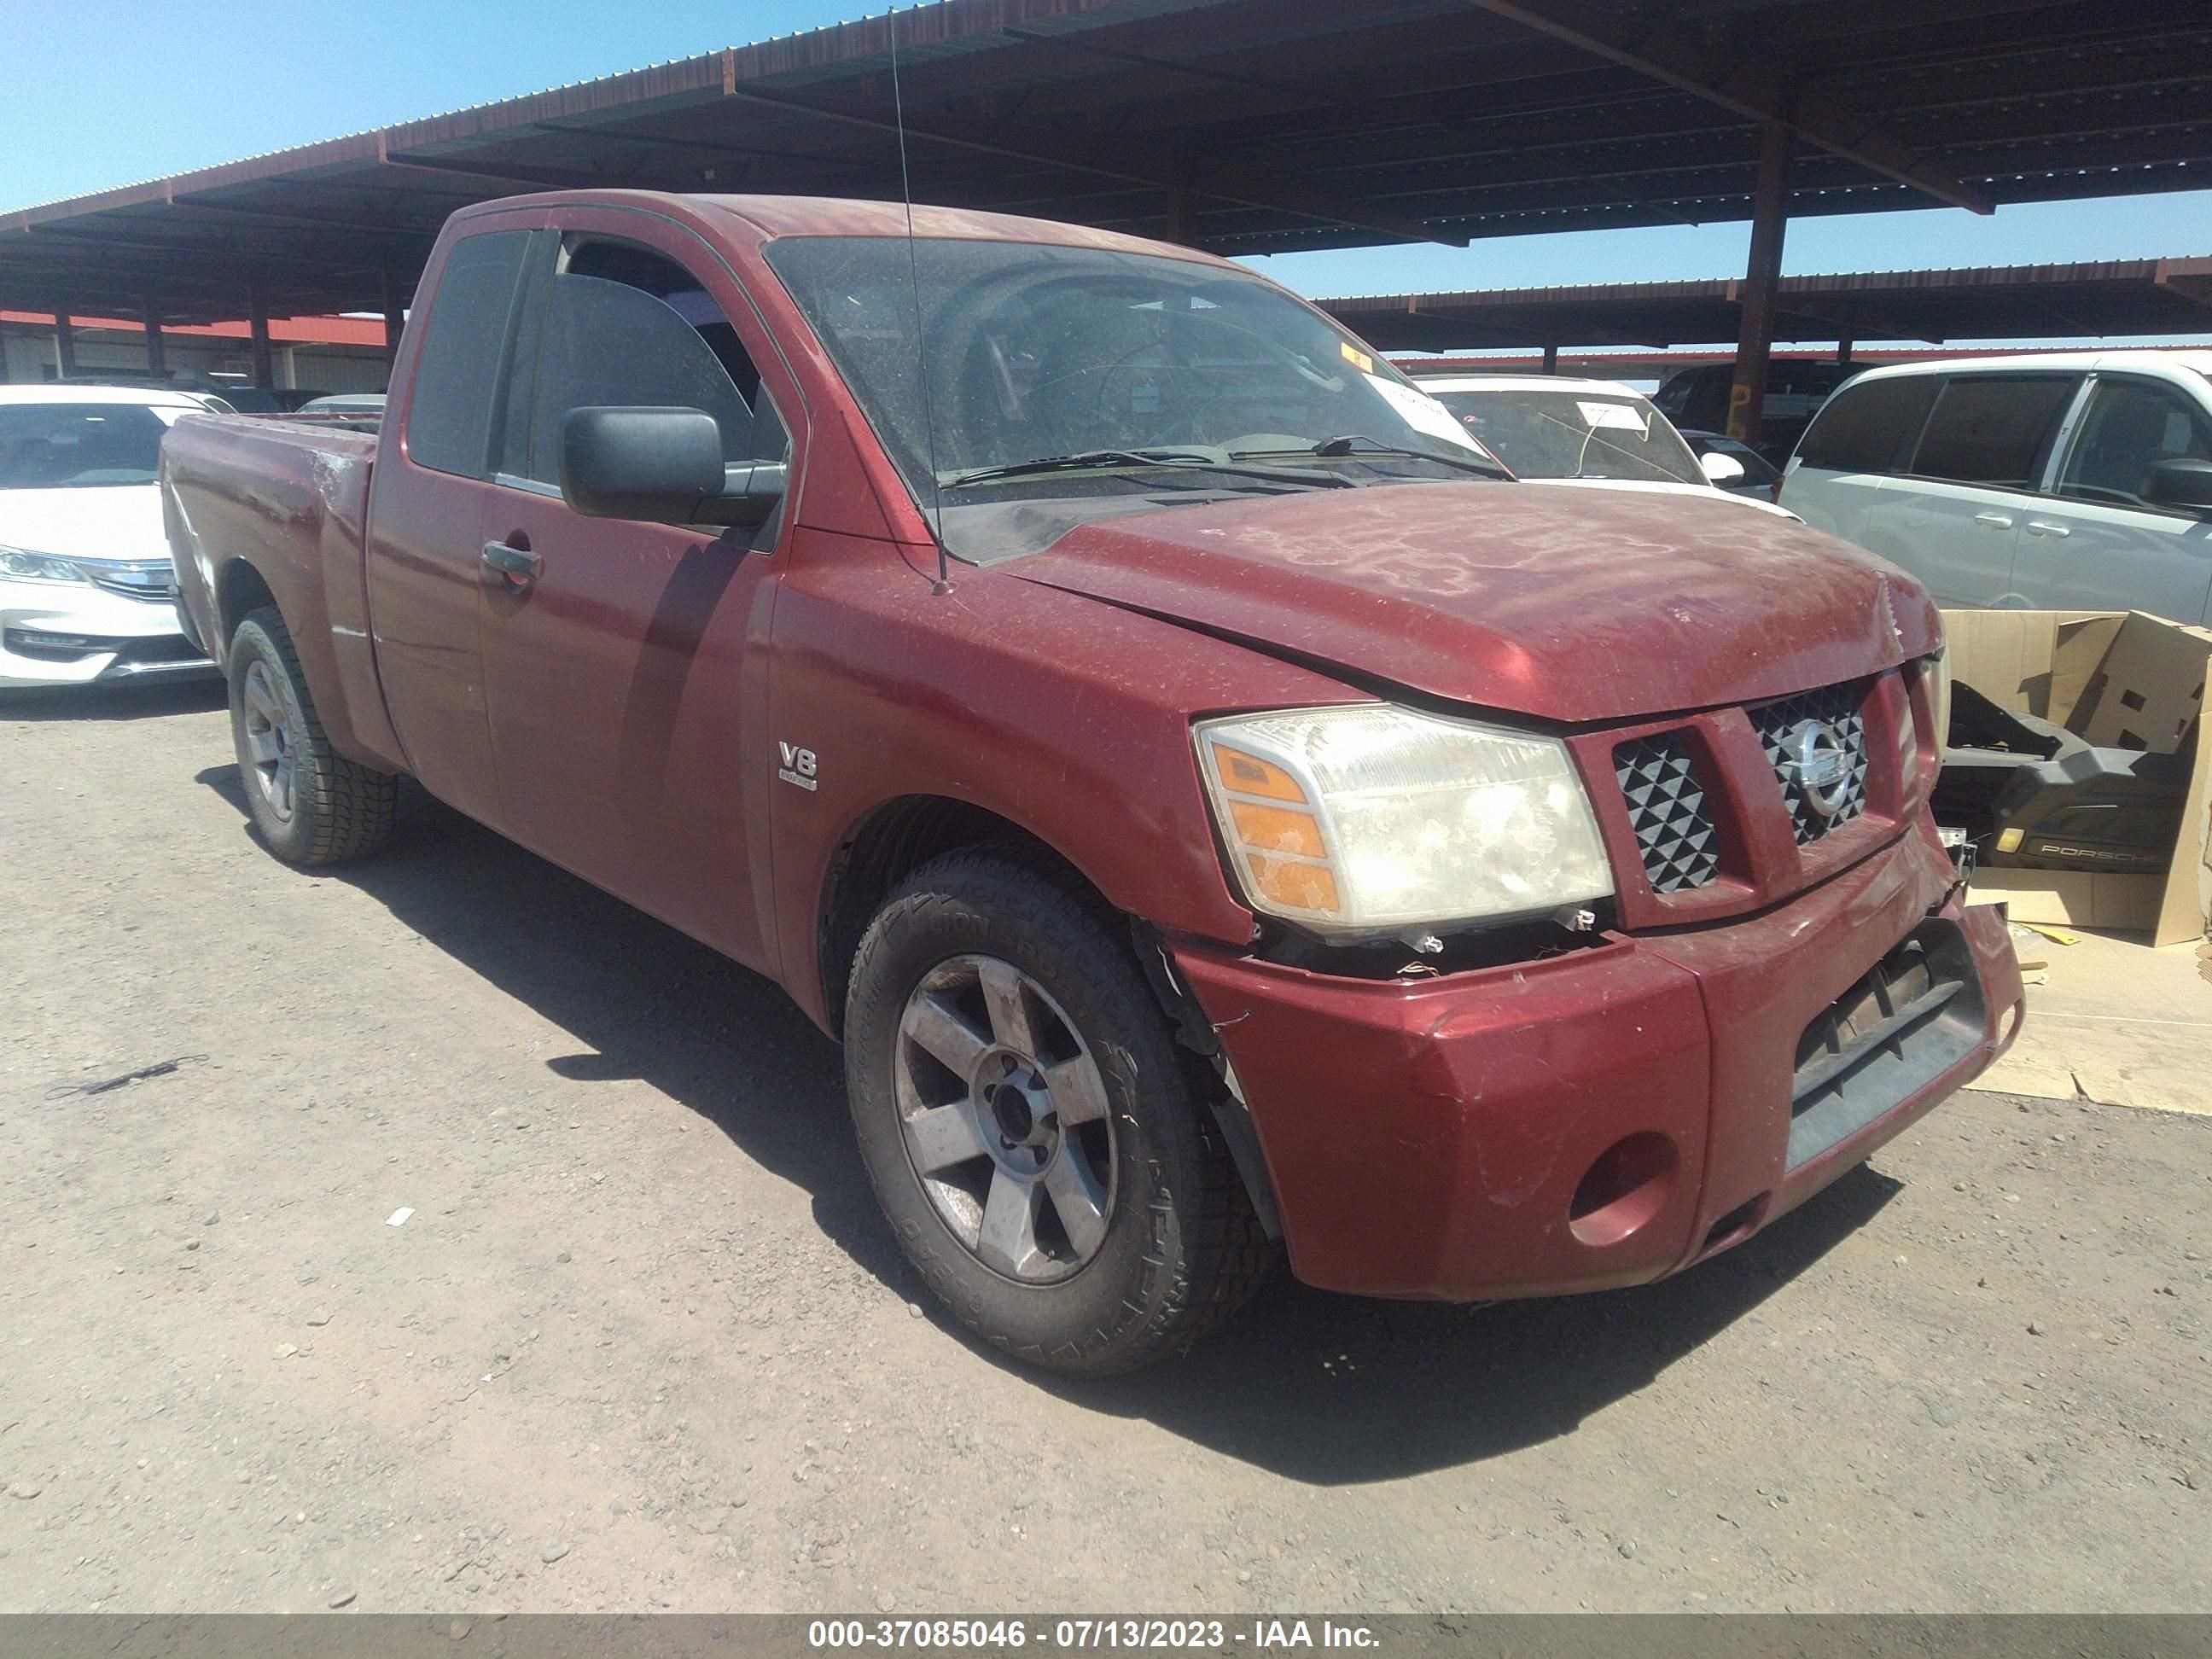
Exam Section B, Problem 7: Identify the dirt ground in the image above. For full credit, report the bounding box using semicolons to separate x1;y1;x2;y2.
1;678;2207;1615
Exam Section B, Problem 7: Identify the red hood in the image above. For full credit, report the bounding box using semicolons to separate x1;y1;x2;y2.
1003;481;1939;724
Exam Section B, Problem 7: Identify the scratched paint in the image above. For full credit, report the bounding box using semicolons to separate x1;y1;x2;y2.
1011;479;1941;724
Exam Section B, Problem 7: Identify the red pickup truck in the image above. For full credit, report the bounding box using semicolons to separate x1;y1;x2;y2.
162;191;2021;1374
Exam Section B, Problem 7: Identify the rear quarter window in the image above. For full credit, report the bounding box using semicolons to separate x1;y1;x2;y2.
1796;374;1940;473
405;230;532;478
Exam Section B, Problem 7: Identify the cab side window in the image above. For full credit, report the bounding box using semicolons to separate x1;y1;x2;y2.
2055;380;2212;509
1906;375;2076;491
507;239;787;489
407;230;532;478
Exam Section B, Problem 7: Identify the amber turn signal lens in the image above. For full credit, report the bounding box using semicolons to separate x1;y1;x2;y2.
1208;742;1307;803
1248;854;1341;915
1226;800;1325;859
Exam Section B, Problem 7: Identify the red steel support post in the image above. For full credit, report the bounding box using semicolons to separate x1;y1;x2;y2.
1726;120;1793;447
247;288;275;389
1163;189;1198;247
381;270;405;371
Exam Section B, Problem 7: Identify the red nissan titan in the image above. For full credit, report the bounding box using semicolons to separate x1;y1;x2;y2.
160;191;2022;1372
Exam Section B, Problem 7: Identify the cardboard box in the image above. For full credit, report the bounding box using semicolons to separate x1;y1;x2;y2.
1942;608;2212;946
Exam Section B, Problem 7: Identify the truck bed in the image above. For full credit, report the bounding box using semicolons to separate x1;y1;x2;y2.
161;412;397;767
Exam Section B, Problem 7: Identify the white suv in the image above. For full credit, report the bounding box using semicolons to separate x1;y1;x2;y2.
1778;351;2212;621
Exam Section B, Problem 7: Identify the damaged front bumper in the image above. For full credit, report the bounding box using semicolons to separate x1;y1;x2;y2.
1171;822;2023;1301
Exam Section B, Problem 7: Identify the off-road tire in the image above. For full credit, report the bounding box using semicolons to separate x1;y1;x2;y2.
845;845;1276;1374
227;605;397;865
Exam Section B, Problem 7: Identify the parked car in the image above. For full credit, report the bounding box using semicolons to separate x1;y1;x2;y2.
1654;358;1860;463
202;384;288;415
1414;375;1798;517
53;374;236;414
0;385;218;686
1778;351;2212;620
296;393;387;415
296;393;386;431
163;190;2020;1373
1682;430;1783;501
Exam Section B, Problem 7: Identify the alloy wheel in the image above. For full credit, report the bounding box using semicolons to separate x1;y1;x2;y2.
893;954;1117;1284
240;660;296;823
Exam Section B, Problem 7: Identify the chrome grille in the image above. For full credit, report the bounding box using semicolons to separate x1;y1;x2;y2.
84;562;177;602
1615;733;1721;894
1750;682;1869;845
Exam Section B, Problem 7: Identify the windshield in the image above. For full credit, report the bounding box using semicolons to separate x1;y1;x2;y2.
0;403;172;489
765;236;1495;507
1427;387;1703;485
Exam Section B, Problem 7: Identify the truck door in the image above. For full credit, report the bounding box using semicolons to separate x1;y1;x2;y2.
472;224;793;974
362;225;538;830
2022;374;2212;620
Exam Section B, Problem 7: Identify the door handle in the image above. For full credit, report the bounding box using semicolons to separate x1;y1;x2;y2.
481;539;542;587
2024;520;2072;538
1974;512;2014;529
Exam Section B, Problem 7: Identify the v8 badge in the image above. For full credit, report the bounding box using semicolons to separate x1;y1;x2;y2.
777;742;818;791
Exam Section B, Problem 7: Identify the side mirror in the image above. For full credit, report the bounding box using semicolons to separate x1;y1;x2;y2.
2144;457;2212;514
1698;449;1747;485
560;406;785;531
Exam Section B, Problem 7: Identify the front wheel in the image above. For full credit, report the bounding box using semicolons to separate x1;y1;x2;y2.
226;606;397;865
844;848;1274;1374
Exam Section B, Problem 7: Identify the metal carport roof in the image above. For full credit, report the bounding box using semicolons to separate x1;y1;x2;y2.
3;0;2211;324
1321;257;2212;352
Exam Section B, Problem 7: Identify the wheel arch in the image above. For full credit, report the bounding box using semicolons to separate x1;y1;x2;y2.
816;794;1097;1042
214;557;281;660
813;791;1284;1240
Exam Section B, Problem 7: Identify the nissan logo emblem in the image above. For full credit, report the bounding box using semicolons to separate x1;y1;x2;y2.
1787;719;1854;818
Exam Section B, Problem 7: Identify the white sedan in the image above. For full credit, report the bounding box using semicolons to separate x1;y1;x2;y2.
1411;373;1800;519
0;385;218;688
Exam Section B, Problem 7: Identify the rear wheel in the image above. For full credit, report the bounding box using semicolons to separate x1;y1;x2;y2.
844;847;1274;1373
226;606;396;865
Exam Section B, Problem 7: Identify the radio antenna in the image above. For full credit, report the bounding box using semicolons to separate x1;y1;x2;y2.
888;9;952;593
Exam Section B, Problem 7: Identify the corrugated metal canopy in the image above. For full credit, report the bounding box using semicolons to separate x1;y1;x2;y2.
4;0;2211;324
1322;257;2212;352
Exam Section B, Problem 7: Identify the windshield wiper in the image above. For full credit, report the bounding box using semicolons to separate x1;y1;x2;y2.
1231;434;1511;480
940;449;1352;492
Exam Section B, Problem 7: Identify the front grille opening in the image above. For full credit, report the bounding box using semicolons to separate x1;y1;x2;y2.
5;627;111;662
1787;920;1985;1169
1752;680;1871;845
90;572;177;603
111;634;206;667
1614;732;1720;893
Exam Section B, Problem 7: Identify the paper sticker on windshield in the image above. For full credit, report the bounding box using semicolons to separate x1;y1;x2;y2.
1365;374;1485;452
1339;341;1375;374
1577;400;1650;434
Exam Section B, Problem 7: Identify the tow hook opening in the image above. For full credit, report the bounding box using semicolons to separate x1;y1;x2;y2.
1569;1132;1678;1247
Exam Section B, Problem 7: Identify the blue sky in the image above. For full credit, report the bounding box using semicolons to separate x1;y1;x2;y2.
3;0;2208;339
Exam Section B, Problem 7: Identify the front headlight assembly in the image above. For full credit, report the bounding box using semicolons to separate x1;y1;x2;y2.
1195;704;1614;939
0;546;93;586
